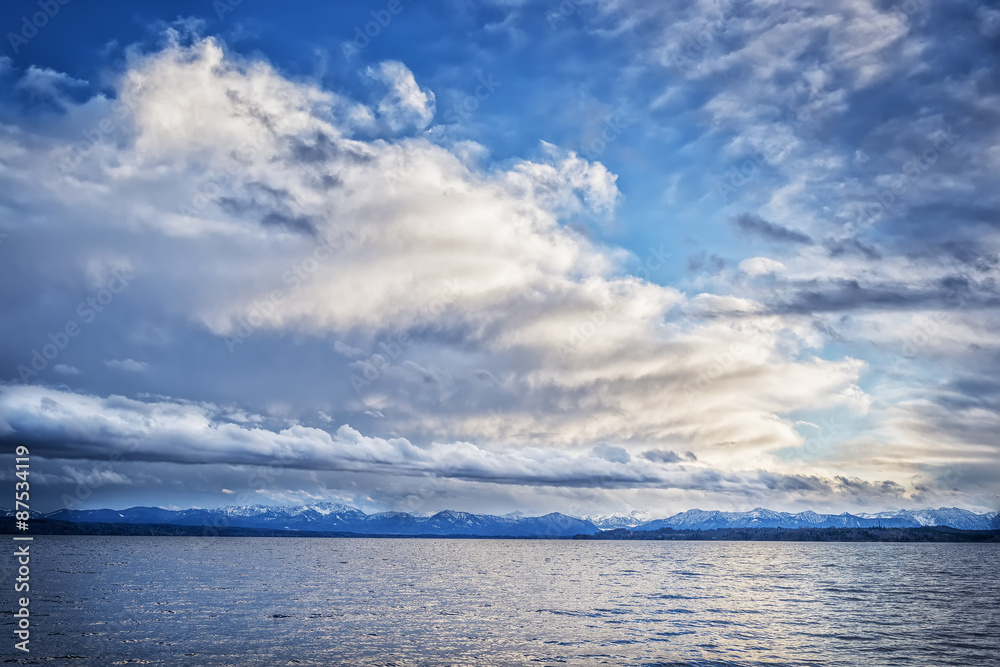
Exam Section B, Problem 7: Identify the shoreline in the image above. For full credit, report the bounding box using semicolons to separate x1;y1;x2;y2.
4;518;999;542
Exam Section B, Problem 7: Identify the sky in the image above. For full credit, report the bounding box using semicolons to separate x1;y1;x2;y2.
0;0;998;517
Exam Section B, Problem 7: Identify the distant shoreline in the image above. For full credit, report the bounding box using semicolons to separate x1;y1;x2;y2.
3;518;999;542
575;526;1000;543
0;518;569;539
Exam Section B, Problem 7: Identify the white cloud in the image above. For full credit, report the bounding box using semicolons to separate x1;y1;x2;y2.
15;65;87;99
104;358;149;372
62;464;132;487
739;256;786;276
24;40;856;460
0;384;920;507
366;60;436;131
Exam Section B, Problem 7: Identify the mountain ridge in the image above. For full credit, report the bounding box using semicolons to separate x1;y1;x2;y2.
30;502;597;537
632;506;998;531
6;503;996;536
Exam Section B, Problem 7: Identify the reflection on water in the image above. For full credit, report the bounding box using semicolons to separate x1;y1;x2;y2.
19;536;1000;665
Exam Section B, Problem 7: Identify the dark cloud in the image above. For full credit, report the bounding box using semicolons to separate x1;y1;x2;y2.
224;88;276;133
687;251;725;273
287;132;373;166
592;444;631;463
289;132;341;164
642;449;697;463
751;470;829;493
946;376;1000;401
832;476;906;497
769;278;999;315
812;317;850;344
260;212;317;236
731;213;812;245
770;280;910;314
825;237;881;260
217;182;318;236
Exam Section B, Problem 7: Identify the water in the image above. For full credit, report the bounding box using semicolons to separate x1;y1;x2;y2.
6;536;999;665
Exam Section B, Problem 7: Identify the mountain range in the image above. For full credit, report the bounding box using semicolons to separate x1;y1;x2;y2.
7;503;997;537
632;507;1000;532
33;503;598;537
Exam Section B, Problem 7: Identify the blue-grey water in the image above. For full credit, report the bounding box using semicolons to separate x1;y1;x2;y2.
7;536;1000;665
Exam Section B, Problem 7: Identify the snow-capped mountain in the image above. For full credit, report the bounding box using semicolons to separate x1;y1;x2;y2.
855;508;998;530
23;504;999;535
632;507;999;532
583;510;653;530
41;503;598;537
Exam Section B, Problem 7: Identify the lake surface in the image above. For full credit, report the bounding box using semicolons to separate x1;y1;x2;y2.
7;536;1000;665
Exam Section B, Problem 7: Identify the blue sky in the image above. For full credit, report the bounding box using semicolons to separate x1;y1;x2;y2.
0;0;998;516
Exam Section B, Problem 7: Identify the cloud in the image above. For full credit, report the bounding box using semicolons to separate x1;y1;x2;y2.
366;60;436;131
0;385;921;505
642;449;697;464
8;36;858;460
978;6;1000;38
688;252;725;274
732;213;813;245
0;28;995;514
1;38;860;462
825;237;881;261
15;65;87;99
592;443;631;463
53;364;81;376
739;257;785;276
104;359;149;372
505;141;620;215
62;464;132;487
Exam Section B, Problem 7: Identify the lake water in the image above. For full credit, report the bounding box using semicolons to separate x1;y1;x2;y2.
7;536;1000;665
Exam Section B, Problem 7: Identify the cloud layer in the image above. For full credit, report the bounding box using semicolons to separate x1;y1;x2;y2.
0;9;996;516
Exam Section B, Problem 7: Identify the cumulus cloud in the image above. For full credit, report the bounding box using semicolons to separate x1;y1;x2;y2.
0;37;861;459
366;60;436;131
